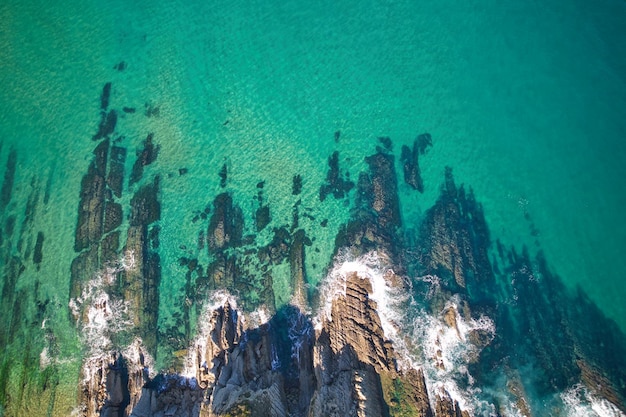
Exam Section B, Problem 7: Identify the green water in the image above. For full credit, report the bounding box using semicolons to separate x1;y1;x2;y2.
1;0;626;413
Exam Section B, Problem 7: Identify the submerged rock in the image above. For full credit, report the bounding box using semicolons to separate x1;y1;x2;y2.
1;149;17;209
335;150;402;263
33;231;44;268
74;139;109;252
292;174;303;195
130;133;160;186
319;151;354;202
400;133;432;193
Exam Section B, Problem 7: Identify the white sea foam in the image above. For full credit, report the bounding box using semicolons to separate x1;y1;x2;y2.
414;274;442;300
182;290;241;378
247;304;272;328
72;273;133;357
410;291;497;413
561;384;625;417
313;250;421;369
67;250;156;391
307;249;529;414
39;346;51;369
123;337;156;379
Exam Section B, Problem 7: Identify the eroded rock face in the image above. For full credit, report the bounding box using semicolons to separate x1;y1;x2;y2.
131;301;289;417
309;271;465;417
120;269;474;417
80;346;149;417
310;273;393;417
322;273;394;374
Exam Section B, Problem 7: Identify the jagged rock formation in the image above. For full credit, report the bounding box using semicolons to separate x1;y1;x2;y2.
69;82;163;417
311;271;439;417
125;141;625;417
414;167;626;414
127;270;468;417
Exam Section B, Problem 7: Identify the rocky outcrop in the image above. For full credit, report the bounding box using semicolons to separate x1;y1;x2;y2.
309;272;393;417
416;167;494;305
80;343;150;417
434;390;470;417
125;270;472;417
321;273;394;373
74;139;109;253
309;271;464;417
139;301;292;417
121;176;162;353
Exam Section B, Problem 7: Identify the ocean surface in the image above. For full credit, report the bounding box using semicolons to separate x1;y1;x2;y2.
1;0;626;415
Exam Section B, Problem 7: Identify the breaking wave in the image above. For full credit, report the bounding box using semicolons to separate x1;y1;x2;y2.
68;250;137;356
315;250;502;415
561;385;625;417
68;250;155;385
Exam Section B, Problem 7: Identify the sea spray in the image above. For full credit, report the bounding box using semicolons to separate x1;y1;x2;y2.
561;384;626;417
409;290;497;414
181;289;240;379
68;250;142;354
315;249;506;414
67;249;156;416
313;250;420;368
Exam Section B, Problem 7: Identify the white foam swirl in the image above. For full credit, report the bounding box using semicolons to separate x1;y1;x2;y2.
562;384;625;417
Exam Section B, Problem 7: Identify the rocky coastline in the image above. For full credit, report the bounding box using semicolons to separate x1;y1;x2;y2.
0;81;625;417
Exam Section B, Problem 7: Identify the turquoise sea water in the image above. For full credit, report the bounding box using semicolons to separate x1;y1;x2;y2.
2;0;625;326
1;0;626;414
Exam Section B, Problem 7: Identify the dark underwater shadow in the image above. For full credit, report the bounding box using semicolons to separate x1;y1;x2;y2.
410;166;626;413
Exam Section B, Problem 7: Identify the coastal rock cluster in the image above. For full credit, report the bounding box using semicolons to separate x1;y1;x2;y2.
1;80;626;417
126;270;468;417
64;89;476;416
